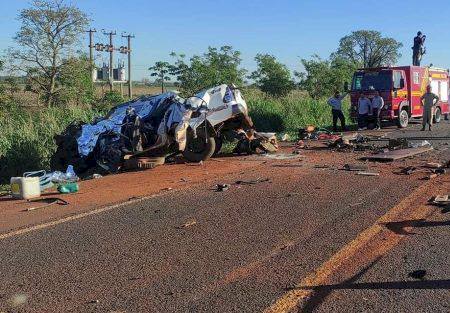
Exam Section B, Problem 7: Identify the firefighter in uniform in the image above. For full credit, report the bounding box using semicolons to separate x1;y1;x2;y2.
412;31;426;66
421;85;439;131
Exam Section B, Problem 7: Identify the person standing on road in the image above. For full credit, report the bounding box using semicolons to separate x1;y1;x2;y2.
357;93;371;130
371;91;384;130
421;85;439;131
327;91;348;132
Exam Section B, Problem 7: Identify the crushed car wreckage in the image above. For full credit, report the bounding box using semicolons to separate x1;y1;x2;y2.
51;84;277;176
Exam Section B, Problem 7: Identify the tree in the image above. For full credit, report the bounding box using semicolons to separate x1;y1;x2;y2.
57;55;95;106
170;46;246;96
148;61;171;93
7;0;89;106
250;54;295;97
334;30;402;68
296;55;356;99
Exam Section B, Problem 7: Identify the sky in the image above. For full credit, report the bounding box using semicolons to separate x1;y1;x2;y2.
1;0;450;81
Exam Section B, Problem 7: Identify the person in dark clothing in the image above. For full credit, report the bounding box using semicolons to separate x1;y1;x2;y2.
327;91;348;132
413;31;426;66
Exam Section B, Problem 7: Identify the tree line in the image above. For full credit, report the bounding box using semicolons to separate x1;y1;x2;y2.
1;0;403;107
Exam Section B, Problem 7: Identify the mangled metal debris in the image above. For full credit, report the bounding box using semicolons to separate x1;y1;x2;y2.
233;131;278;155
361;146;434;161
52;85;277;176
343;163;369;172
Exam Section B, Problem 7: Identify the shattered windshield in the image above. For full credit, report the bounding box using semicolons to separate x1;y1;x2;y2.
352;71;392;91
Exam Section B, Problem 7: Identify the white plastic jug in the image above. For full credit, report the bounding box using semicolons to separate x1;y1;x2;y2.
10;177;41;200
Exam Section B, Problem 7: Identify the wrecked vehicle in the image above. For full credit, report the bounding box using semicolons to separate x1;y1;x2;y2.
51;84;256;175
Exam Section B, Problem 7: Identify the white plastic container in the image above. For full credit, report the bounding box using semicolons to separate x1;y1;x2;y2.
10;177;41;200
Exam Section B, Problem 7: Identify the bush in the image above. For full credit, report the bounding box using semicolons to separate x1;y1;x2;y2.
0;103;103;183
246;89;351;137
94;90;125;111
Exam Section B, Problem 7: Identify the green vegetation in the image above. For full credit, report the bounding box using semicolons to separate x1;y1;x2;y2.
169;46;246;96
7;0;89;106
335;30;403;68
297;55;356;100
0;103;104;183
148;61;172;93
250;54;295;97
245;89;351;137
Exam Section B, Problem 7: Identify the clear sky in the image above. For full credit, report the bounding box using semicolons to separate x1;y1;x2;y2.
1;0;450;80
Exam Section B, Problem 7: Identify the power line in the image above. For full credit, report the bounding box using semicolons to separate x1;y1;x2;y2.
121;33;135;98
88;28;135;98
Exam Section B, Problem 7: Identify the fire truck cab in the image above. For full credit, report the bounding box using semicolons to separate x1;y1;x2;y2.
349;66;450;128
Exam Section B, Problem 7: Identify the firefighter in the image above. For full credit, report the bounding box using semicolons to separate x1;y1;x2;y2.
327;91;348;132
421;85;439;131
412;31;426;66
357;93;371;130
371;91;384;130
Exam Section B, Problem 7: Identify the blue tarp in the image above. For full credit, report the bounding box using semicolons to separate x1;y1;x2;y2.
77;92;179;157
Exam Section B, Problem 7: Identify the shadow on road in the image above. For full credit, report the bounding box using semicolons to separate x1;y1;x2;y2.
285;252;450;312
383;219;450;235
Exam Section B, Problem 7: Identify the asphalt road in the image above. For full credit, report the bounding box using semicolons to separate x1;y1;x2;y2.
0;120;449;313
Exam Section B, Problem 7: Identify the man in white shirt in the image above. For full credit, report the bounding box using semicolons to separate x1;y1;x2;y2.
358;93;371;130
327;91;348;132
371;91;385;130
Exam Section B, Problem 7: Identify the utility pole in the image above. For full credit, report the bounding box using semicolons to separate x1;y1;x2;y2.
122;33;135;99
103;30;116;92
86;29;97;83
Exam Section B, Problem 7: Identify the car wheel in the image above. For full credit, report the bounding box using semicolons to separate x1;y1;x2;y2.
433;107;442;123
397;109;409;128
183;130;216;162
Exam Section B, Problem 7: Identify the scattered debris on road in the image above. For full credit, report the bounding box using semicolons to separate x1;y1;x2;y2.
399;166;417;175
176;219;197;229
314;164;331;169
425;173;438;180
25;197;69;212
235;178;270;185
356;171;380;176
343;163;369;172
362;146;434;161
234;131;279;155
408;269;427;280
10;166;79;200
216;184;230;192
425;162;443;169
429;195;450;205
57;182;79;194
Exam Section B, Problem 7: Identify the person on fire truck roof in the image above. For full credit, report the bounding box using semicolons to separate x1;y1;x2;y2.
413;31;426;66
421;85;439;131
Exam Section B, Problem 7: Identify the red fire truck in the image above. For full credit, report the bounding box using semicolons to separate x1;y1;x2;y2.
349;66;450;128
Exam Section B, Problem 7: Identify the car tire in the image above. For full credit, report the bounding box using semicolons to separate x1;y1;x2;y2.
433;107;442;123
397;109;409;128
183;130;216;162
